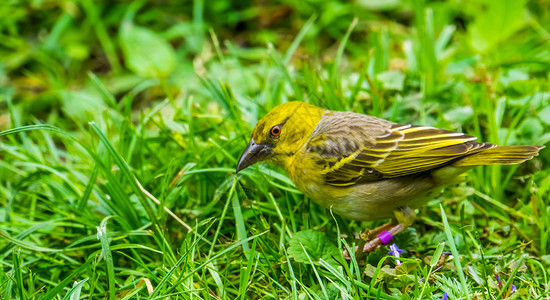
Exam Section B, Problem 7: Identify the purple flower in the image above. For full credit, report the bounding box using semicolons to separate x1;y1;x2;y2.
388;243;403;265
439;292;448;300
511;285;516;293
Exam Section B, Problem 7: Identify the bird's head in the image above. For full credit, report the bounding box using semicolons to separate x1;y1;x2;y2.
236;101;324;172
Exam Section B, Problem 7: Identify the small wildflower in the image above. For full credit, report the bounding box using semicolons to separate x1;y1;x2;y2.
439;292;448;300
511;285;516;293
494;267;502;287
388;243;403;265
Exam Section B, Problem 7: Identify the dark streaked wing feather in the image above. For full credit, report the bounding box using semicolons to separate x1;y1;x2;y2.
307;113;496;187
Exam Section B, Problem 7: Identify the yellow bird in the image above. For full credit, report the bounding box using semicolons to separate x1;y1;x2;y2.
236;101;544;252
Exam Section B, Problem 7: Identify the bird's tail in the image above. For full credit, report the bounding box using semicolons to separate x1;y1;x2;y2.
452;145;545;167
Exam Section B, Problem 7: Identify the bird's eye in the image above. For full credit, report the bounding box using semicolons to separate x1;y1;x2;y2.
270;125;281;137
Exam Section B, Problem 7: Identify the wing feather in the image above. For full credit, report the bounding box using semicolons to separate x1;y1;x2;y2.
306;113;495;187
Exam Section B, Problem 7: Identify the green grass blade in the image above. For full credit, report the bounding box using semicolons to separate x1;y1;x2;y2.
97;217;116;300
62;278;89;300
283;14;316;65
39;257;95;300
440;203;470;300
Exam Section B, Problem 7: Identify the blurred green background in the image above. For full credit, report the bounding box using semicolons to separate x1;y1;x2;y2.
1;0;549;299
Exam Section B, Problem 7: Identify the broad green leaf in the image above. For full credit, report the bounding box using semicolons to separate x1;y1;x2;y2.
58;90;106;123
376;70;405;91
119;22;176;78
393;227;418;251
539;107;550;126
469;0;527;52
357;0;402;11
445;57;476;77
444;106;473;123
364;264;415;284
500;69;529;87
519;118;543;139
288;230;340;267
506;80;538;98
508;92;547;108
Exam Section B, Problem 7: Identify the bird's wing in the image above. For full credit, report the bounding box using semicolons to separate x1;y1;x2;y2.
306;112;495;187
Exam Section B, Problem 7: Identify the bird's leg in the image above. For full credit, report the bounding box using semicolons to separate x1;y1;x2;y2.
363;223;394;240
343;223;394;260
360;206;416;253
343;207;416;260
360;223;404;253
344;223;395;260
355;223;394;259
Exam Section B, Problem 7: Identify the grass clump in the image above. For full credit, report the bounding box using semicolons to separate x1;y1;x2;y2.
1;0;549;298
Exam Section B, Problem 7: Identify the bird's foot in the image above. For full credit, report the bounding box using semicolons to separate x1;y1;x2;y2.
344;207;416;261
343;223;403;260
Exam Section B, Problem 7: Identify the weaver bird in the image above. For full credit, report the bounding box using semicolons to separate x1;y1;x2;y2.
236;101;544;254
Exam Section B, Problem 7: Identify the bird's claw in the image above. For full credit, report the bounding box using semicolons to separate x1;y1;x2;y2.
343;223;406;260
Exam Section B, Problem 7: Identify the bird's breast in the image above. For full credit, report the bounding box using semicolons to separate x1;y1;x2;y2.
286;151;356;207
287;154;440;221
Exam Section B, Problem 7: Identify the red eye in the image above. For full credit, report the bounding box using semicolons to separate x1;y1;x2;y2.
270;125;281;137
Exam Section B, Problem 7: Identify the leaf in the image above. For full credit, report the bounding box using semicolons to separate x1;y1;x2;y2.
356;0;402;11
500;69;529;87
519;118;543;139
466;265;485;286
444;106;473;123
539;107;550;126
288;230;340;267
376;70;405;91
58;90;106;122
398;259;421;274
430;242;445;267
393;227;418;251
508;92;548;107
468;0;527;52
500;69;538;97
119;22;176;78
364;264;415;285
445;57;476;77
63;278;88;300
326;283;343;300
506;80;538;98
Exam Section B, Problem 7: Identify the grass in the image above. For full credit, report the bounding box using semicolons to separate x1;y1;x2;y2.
1;0;550;299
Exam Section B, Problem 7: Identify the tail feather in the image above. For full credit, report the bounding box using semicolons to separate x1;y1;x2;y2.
452;145;545;167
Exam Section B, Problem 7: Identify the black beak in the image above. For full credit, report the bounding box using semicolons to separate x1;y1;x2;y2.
236;138;273;173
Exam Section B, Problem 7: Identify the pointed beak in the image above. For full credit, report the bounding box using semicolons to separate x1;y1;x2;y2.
236;138;273;173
